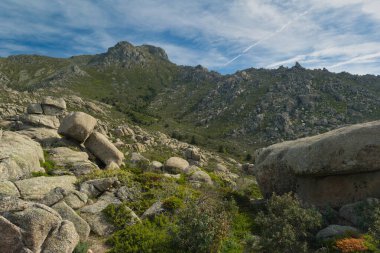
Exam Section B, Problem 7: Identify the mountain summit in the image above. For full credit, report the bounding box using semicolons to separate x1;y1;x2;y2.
89;41;170;67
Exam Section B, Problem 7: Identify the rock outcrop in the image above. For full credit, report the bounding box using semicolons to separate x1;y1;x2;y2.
164;157;189;174
47;147;98;176
0;131;44;181
58;112;97;143
84;131;124;167
41;96;66;116
0;202;79;253
14;176;77;200
254;120;380;207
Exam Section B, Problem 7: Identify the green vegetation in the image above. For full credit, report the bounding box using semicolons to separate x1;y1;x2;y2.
107;215;173;253
162;196;184;212
254;193;322;253
104;203;135;228
77;168;132;185
73;242;90;253
39;151;56;175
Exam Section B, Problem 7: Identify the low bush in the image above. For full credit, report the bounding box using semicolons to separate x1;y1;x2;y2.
77;169;132;185
162;196;183;212
107;215;173;253
104;203;135;228
334;237;368;253
254;193;322;253
172;196;230;253
73;242;90;253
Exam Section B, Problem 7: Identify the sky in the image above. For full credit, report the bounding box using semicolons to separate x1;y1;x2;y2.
0;0;380;75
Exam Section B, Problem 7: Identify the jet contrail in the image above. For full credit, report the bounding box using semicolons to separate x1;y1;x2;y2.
224;9;311;66
328;52;380;69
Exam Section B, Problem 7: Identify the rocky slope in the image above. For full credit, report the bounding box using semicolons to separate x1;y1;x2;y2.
1;41;380;157
0;94;244;252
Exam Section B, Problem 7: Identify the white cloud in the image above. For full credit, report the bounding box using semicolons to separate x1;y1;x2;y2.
0;0;379;75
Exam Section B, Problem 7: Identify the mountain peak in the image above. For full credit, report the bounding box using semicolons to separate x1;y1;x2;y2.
89;41;169;67
293;61;304;69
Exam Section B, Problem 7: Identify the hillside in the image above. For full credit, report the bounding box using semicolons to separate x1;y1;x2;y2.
1;41;380;253
1;41;380;158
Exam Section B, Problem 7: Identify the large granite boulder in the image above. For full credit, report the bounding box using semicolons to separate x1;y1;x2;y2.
164;157;189;174
3;203;79;253
58;112;97;143
0;131;45;181
189;170;213;186
52;201;91;241
84;132;124;167
254;120;380;207
0;216;27;253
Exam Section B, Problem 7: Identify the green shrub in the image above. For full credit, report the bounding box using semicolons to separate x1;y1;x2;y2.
368;206;380;250
77;169;131;185
172;197;230;253
73;242;90;253
133;172;171;191
128;196;156;217
31;171;49;177
107;215;173;253
254;193;322;253
40;159;55;175
162;196;184;212
363;234;380;253
220;210;255;253
104;203;135;228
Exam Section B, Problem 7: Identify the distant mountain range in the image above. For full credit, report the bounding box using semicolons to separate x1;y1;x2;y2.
1;41;380;157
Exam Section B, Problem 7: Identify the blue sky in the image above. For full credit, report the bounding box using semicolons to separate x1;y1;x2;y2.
1;0;380;75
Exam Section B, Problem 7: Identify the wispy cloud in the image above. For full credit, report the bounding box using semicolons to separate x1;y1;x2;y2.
0;0;379;75
224;8;311;66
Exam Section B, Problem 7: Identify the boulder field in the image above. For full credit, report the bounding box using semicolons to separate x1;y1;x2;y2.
0;96;227;252
254;120;380;207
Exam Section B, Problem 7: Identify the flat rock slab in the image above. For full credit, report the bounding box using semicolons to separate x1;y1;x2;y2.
316;225;359;240
17;127;60;147
48;147;98;175
0;131;44;181
15;176;77;200
41;96;66;110
20;114;60;129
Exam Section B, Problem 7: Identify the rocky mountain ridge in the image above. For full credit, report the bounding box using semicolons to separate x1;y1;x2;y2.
1;41;380;156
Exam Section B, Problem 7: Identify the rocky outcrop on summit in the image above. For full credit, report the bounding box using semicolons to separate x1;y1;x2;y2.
88;41;169;67
254;120;380;207
0;131;44;181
